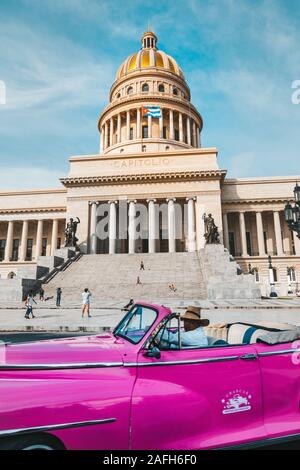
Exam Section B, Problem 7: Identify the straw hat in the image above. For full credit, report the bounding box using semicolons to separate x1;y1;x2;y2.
181;306;210;327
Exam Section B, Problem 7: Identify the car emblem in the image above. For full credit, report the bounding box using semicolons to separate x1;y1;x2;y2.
221;389;252;414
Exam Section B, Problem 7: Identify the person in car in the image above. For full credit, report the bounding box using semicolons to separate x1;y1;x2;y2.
163;306;209;348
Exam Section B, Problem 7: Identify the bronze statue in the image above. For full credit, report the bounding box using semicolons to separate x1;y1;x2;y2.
64;217;80;248
203;213;220;244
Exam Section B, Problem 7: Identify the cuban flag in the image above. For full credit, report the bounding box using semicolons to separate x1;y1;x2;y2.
142;106;162;118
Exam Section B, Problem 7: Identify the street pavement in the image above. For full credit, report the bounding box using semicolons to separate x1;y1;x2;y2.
0;297;299;332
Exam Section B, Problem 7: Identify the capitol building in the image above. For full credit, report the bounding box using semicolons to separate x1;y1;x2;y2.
0;30;299;299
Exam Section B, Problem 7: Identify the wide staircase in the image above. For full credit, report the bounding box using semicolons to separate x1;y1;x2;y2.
43;252;207;306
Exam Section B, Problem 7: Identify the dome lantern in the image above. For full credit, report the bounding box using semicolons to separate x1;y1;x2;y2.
141;30;158;50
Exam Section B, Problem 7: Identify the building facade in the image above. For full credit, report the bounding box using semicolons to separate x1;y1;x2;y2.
0;30;299;296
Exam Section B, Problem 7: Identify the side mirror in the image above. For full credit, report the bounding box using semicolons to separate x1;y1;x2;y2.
143;346;161;359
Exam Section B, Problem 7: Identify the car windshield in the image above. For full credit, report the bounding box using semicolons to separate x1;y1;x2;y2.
114;305;158;344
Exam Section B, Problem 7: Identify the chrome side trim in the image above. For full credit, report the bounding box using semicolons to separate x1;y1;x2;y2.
0;362;123;370
125;355;239;367
258;348;300;357
0;418;116;438
218;431;300;450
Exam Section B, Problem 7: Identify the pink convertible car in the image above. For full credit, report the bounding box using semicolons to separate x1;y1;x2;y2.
0;301;300;450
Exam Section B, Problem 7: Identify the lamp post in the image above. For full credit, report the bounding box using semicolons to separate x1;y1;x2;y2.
287;267;293;294
284;183;300;239
268;255;278;297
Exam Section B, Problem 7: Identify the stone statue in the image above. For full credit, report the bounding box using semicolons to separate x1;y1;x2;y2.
203;213;220;244
64;217;80;248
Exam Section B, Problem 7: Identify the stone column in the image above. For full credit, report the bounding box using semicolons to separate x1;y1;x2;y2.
239;212;248;257
169;109;174;140
128;200;136;254
195;197;206;250
148;199;156;253
89;201;98;255
187;116;191;145
19;220;29;262
192;121;197;147
100;126;105;153
167;198;176;253
35;220;43;260
126;111;130;140
109;201;117;254
256;211;265;256
273;211;284;256
222;213;229;250
187;197;196;252
136;108;141;139
4;221;14;262
293;230;300;255
104;122;109;149
148;114;152;138
117;113;121;143
196;126;200;147
159;111;163;138
179;112;184;142
50;219;59;255
110;117;114;146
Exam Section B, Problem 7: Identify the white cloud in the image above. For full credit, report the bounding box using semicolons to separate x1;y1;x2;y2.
0;167;62;190
0;18;115;112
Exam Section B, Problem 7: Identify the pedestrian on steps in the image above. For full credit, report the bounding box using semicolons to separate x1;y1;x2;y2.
140;261;145;271
39;287;45;301
25;291;37;319
56;287;62;307
82;288;92;317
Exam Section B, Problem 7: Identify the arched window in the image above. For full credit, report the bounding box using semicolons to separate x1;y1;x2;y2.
116;92;121;99
8;272;16;279
127;86;133;95
165;146;170;150
158;84;165;93
253;268;259;283
142;83;149;92
289;267;296;282
120;148;124;153
142;145;147;152
272;268;278;283
173;87;178;96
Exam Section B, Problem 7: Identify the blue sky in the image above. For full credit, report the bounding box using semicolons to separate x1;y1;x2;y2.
0;0;299;189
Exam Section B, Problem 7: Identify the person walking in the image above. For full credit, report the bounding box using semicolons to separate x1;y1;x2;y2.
136;276;142;285
82;288;92;318
56;287;62;307
25;291;37;319
39;287;44;301
140;261;145;271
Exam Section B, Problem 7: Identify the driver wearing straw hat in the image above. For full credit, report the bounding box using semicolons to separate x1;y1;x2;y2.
164;306;209;348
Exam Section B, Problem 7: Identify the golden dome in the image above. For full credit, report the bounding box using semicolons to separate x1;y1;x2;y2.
115;31;185;81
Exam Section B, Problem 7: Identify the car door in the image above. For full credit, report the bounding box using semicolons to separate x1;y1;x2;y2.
255;341;300;439
130;319;266;450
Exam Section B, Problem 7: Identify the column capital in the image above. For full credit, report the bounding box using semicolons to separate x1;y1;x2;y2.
108;200;118;205
166;198;176;203
89;200;99;206
146;198;157;203
127;199;137;204
186;196;196;202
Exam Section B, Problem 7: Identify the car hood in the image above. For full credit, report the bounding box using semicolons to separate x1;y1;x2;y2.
1;333;130;368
